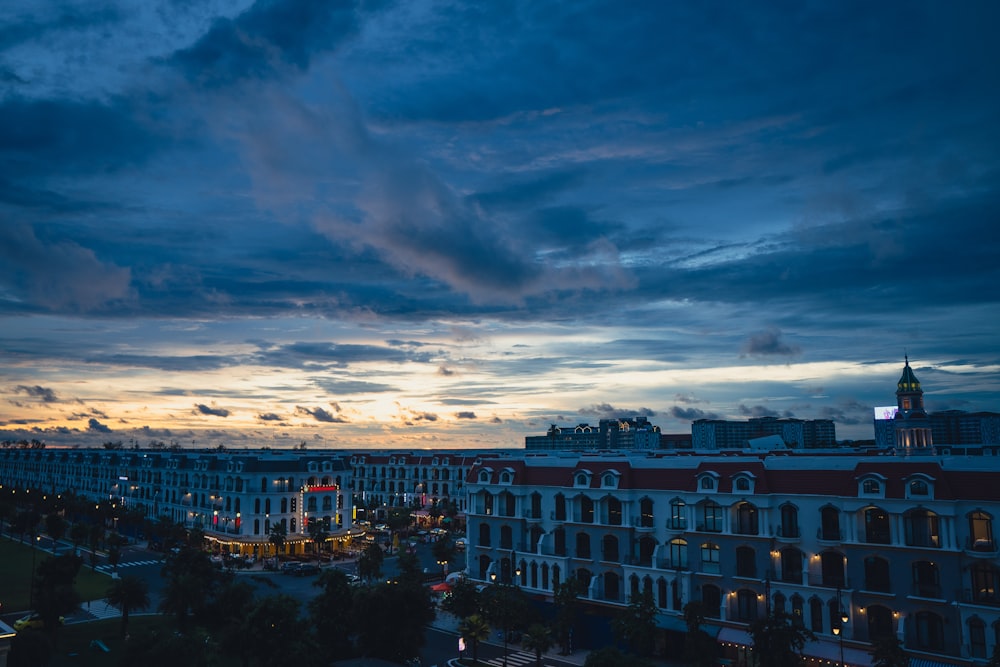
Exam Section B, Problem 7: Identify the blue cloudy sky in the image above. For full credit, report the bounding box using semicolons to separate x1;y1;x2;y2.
2;0;998;450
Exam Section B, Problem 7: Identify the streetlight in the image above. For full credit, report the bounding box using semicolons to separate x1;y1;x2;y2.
490;563;522;667
833;587;849;667
437;558;448;581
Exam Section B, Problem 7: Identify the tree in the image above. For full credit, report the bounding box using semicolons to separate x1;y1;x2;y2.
612;589;658;657
683;601;718;667
45;513;67;543
584;646;651;667
430;535;455;575
441;577;481;619
205;579;257;667
69;522;88;556
159;548;221;633
522;623;554;667
457;614;491;664
871;636;910;667
106;531;123;571
385;507;414;554
33;553;83;636
748;610;816;667
242;594;315;667
553;578;586;654
354;580;434;663
307;519;329;561
268;521;287;557
106;574;150;637
357;542;384;582
308;568;356;659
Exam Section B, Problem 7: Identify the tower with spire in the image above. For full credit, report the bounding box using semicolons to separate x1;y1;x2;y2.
894;355;933;452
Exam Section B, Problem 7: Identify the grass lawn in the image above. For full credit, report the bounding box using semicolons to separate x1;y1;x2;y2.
0;536;112;613
21;615;167;667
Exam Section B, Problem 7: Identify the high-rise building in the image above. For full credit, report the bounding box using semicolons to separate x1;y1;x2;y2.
525;417;661;451
691;416;836;449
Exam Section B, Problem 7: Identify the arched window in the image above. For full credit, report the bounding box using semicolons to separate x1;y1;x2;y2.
915;611;944;651
737;589;758;621
735;502;759;535
912;560;940;598
668;538;688;569
701;584;721;618
638;536;656;567
820;551;845;588
606;496;622;525
602;535;619;562
580;496;594;523
499;491;515;517
773;592;787;614
736;546;756;578
670;498;687;530
780;504;799;538
735;477;750;491
864;556;891;593
478;523;491;547
864;507;890;544
529;492;542;520
791;595;804;627
640;497;654;528
604;572;620;601
909;479;929;496
657;577;668;608
500;525;513;549
809;598;824;633
780;547;803;584
576;533;591;559
866;605;893;641
700;501;723;532
541;563;549;589
904;508;940;548
863;479;881;494
969;617;987;658
820;506;841;541
701;542;720;574
971;563;1000;603
554;493;566;521
970;511;995;551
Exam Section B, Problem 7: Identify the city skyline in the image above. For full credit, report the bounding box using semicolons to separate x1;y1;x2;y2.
2;1;998;450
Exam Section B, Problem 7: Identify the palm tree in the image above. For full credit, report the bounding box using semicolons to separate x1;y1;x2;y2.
268;521;287;557
106;575;150;637
522;623;554;667
458;613;491;664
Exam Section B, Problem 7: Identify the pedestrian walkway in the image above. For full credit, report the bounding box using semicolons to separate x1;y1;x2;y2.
95;559;163;574
78;601;121;621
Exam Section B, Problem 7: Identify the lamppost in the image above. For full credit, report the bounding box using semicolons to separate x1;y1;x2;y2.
833;587;849;667
437;558;448;581
28;533;40;608
490;563;522;667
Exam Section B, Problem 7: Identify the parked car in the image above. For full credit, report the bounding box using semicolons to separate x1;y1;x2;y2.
280;562;302;575
13;613;64;632
296;563;320;577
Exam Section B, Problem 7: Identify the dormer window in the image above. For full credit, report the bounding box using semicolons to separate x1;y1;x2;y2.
735;478;749;491
859;475;886;498
478;469;492;484
574;470;593;488
499;470;513;484
601;470;621;489
698;472;719;492
906;475;934;499
307;461;318;472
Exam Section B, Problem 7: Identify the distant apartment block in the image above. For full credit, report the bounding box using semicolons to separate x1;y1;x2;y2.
525;417;662;451
691;416;836;450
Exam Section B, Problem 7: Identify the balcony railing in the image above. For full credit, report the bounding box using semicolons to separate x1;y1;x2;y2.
817;527;844;542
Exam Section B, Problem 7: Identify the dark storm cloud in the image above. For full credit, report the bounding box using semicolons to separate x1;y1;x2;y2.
13;385;58;403
579;404;656;420
87;418;112;433
257;412;284;422
738;404;791;419
195;404;231;417
455;412;476;420
742;329;801;358
295;405;347;423
670;406;721;421
168;0;368;87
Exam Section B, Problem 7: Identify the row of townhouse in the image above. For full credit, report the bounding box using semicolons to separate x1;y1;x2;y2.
0;447;481;557
465;450;1000;666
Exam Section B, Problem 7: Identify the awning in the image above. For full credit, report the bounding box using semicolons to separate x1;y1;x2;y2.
909;659;961;667
430;582;451;593
656;613;689;633
800;640;873;667
717;627;752;646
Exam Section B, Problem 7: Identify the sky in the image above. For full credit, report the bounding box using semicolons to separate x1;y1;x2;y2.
1;0;999;451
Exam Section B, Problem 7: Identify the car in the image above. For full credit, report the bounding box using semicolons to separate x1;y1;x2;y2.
296;563;320;576
280;562;302;575
13;613;64;632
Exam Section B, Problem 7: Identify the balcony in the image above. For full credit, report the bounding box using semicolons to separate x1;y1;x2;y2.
522;510;543;524
965;537;999;558
632;517;655;532
911;582;943;599
816;527;844;544
774;525;801;543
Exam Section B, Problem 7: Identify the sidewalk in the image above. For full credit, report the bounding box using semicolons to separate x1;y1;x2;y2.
430;610;589;666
